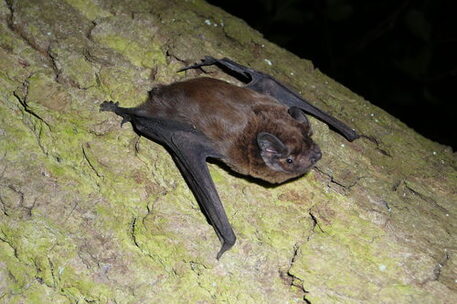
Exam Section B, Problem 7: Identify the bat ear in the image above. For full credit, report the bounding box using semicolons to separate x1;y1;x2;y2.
257;132;287;157
288;107;309;125
288;106;313;136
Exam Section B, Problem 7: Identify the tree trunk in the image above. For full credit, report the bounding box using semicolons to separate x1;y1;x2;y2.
0;0;455;303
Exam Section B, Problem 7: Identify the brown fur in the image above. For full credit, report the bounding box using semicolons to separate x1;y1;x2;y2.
139;77;318;183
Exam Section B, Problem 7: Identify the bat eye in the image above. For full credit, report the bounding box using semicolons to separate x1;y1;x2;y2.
286;158;293;164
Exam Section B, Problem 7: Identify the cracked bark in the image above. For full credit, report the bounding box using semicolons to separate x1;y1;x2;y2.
82;144;103;179
13;78;51;130
0;195;9;216
314;166;363;192
0;0;456;303
360;135;392;157
6;0;52;62
280;243;311;303
130;216;141;249
420;251;450;286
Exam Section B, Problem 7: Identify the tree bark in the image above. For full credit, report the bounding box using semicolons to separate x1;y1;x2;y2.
0;0;455;303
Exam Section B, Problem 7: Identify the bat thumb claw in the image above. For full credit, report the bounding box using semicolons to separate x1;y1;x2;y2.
177;56;218;73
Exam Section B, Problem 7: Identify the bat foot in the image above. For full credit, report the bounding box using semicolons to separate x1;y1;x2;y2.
100;100;119;113
100;101;131;126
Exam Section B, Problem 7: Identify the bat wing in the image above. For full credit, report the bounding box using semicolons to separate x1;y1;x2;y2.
100;101;236;259
180;56;359;141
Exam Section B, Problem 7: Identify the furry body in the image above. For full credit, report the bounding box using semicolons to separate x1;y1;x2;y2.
139;77;321;183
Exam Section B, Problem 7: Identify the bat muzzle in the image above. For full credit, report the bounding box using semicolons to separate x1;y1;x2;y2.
309;144;322;165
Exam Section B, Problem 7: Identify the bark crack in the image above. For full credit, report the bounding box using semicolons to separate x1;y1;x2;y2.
420;251;450;285
0;159;10;215
85;20;97;42
403;181;449;214
314;166;366;193
13;77;51;129
0;195;8;216
46;46;62;83
7;184;39;218
280;212;326;303
130;216;170;272
431;252;449;282
5;0;66;85
130;217;141;249
308;212;325;236
360;135;392;157
0;231;19;260
395;180;450;215
5;0;50;57
280;243;312;303
81;144;103;180
188;260;215;299
12;75;53;155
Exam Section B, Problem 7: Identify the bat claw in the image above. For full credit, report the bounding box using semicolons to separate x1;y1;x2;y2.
177;56;218;72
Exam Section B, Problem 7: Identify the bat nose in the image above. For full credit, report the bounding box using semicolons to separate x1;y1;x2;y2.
310;145;322;164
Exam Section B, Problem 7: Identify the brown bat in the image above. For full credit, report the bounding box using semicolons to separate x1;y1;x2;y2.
100;56;358;258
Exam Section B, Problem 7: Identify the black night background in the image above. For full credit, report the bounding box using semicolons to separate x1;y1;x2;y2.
207;0;457;150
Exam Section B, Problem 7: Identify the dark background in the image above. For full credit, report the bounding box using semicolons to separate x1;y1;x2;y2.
207;0;457;150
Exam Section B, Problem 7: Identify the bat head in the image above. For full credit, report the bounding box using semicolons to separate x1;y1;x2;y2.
255;107;321;181
257;132;321;176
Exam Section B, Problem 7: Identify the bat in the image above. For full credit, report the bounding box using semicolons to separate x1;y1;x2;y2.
100;56;358;259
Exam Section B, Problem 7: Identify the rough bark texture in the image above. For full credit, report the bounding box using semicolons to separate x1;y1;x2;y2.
0;0;456;303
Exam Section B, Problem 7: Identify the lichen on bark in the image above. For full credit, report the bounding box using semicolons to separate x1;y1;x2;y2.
0;0;456;303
